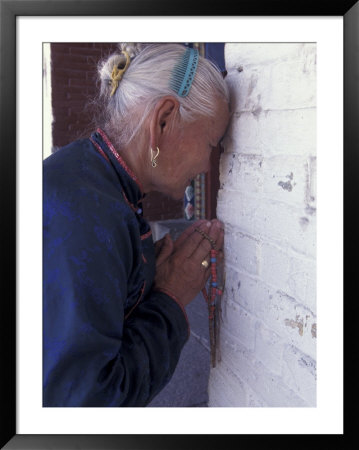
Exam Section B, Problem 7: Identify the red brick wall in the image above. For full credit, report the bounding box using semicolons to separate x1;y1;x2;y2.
50;43;184;221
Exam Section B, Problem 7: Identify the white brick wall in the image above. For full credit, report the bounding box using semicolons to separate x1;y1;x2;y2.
209;43;316;407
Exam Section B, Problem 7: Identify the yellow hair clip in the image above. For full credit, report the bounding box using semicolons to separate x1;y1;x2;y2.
110;51;130;97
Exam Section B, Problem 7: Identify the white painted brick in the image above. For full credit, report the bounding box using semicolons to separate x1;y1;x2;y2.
288;253;316;312
254;199;316;258
225;56;316;113
306;156;317;210
262;155;308;206
305;275;317;315
222;265;243;306
223;264;262;313
217;329;256;383
254;321;285;376
225;43;314;69
225;68;268;114
255;289;317;360
218;193;316;258
221;300;257;351
217;190;257;236
217;329;308;406
282;345;317;406
223;266;271;315
219;152;315;208
210;43;317;408
216;329;259;392
260;242;291;289
221;113;262;155
222;109;316;157
209;361;267;407
208;362;248;407
249;367;309;407
260;242;316;312
223;227;260;275
266;59;316;110
245;384;267;407
220;153;263;194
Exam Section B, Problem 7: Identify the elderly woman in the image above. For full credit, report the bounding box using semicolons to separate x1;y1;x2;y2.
43;43;230;406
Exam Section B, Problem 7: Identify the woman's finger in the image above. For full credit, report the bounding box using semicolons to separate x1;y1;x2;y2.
175;221;212;259
156;233;173;266
189;221;224;265
173;219;208;251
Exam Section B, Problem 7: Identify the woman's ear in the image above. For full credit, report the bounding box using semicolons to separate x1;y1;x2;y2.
150;96;179;147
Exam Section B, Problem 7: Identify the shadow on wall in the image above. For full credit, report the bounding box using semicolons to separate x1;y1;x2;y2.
148;220;212;407
148;292;211;407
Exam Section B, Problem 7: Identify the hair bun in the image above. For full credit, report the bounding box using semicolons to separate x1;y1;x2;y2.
118;43;144;59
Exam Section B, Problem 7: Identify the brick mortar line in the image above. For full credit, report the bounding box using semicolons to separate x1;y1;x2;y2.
218;189;316;210
222;225;317;261
223;263;316;316
231;106;317;116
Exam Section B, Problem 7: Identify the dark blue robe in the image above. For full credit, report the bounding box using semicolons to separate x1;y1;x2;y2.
43;128;189;407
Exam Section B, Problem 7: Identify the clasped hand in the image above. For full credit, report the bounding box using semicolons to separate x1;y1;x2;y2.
154;219;224;307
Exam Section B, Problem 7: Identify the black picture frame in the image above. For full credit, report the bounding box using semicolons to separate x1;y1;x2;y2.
1;0;357;448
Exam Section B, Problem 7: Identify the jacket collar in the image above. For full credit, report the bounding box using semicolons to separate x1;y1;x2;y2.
90;128;145;213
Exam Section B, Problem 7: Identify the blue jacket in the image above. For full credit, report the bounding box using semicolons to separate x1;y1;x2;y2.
43;128;189;406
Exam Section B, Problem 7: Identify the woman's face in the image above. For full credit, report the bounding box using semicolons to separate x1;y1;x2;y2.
157;100;230;200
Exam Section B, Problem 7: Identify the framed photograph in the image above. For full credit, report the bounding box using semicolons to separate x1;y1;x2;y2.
1;0;356;448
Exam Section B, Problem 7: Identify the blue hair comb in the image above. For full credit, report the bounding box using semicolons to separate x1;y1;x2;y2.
170;47;199;97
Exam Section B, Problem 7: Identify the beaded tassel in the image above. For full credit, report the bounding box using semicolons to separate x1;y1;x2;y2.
202;248;223;368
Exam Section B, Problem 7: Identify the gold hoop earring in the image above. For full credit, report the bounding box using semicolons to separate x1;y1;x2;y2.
150;147;160;168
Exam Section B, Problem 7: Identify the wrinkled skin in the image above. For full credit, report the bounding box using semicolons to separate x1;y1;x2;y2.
154;219;224;307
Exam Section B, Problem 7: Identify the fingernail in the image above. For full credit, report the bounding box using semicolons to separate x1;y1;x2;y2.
206;221;211;228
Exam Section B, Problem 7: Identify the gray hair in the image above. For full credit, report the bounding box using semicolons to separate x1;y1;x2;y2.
96;43;229;148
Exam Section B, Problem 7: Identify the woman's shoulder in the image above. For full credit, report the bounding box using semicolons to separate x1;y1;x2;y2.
44;138;115;191
44;138;100;177
43;138;133;222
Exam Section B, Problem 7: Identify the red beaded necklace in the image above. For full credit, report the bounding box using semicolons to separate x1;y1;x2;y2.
195;228;224;368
